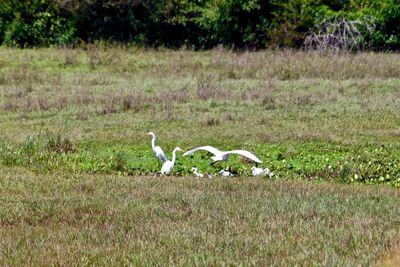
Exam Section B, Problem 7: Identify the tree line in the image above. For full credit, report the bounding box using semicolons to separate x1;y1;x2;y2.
0;0;399;50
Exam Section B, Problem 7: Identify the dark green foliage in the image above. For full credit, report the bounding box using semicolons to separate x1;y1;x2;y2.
370;0;400;50
192;0;274;48
268;0;318;47
1;0;75;47
0;0;399;49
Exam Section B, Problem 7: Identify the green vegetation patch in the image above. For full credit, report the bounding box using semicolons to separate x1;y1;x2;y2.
0;133;399;186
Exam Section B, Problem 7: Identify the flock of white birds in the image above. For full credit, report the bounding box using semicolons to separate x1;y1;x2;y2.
148;132;274;178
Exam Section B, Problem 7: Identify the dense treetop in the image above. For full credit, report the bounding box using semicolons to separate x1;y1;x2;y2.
0;0;399;50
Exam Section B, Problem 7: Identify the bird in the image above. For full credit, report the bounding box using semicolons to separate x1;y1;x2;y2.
251;166;269;176
183;145;262;164
147;132;167;162
191;167;204;178
251;166;274;177
160;147;183;175
227;165;239;176
219;169;232;177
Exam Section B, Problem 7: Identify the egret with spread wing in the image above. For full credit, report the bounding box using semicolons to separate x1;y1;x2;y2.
183;145;262;164
147;132;167;162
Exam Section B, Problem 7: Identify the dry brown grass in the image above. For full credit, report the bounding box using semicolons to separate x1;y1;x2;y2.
1;47;400;115
375;240;400;267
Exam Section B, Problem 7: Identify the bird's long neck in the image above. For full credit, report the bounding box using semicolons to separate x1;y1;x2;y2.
151;135;156;150
171;149;177;164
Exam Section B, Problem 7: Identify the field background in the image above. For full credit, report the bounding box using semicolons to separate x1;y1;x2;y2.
0;47;399;183
1;47;400;265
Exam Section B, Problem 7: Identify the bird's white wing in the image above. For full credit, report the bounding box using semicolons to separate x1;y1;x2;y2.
155;146;167;161
223;150;262;163
183;146;221;156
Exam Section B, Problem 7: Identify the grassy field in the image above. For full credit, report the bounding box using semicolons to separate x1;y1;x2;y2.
2;166;400;266
0;47;399;183
0;47;400;265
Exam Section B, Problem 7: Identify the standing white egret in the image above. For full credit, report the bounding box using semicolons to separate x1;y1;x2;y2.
191;167;204;178
183;145;262;164
161;147;183;175
147;132;167;162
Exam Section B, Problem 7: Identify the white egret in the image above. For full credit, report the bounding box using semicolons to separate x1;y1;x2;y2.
183;145;262;164
219;166;238;177
161;147;183;175
219;170;232;177
147;132;167;162
251;166;273;177
191;167;204;178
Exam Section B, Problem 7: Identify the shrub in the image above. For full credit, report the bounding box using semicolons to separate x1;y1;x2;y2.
304;15;376;51
370;1;400;50
193;0;273;48
1;0;75;47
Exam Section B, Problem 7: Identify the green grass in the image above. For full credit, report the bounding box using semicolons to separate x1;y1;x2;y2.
0;47;400;264
1;166;400;266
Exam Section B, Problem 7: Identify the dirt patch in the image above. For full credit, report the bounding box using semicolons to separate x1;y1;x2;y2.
374;239;400;267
